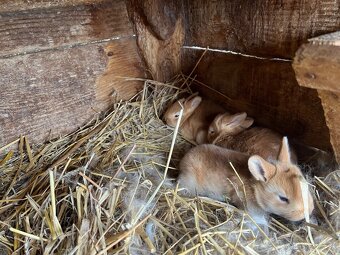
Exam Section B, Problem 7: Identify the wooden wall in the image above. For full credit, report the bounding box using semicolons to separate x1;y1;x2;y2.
180;0;340;152
0;0;146;146
1;0;339;159
183;0;340;58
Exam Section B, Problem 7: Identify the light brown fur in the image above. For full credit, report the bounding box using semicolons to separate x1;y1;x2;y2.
208;112;297;162
178;137;314;225
163;95;226;144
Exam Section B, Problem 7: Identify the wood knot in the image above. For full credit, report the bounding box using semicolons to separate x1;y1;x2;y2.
304;72;316;79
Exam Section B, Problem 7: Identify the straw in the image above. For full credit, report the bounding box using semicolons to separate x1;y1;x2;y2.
0;77;338;254
299;177;314;245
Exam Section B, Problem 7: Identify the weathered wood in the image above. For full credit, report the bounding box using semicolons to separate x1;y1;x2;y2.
317;91;340;163
1;44;105;146
182;48;332;151
183;0;340;58
139;0;182;40
127;0;185;82
0;0;133;58
293;32;340;162
293;33;340;92
0;0;147;147
0;0;105;13
0;38;145;146
178;1;339;153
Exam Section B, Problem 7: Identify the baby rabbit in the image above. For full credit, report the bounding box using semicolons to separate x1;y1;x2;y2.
163;94;226;144
178;137;314;226
208;112;297;162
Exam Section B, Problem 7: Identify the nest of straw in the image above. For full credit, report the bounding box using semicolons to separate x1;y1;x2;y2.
0;77;339;255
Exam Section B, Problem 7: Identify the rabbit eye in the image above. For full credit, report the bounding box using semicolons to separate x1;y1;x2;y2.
279;195;289;203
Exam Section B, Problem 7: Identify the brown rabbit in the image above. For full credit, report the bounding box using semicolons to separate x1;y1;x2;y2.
163;94;226;144
178;137;314;225
207;112;297;162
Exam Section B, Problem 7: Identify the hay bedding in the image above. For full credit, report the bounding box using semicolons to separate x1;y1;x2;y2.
0;77;339;255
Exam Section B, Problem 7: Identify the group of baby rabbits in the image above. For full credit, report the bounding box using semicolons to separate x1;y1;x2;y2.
164;94;314;226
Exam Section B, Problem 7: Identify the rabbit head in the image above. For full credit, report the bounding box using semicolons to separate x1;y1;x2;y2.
163;95;202;127
248;137;314;221
208;112;254;142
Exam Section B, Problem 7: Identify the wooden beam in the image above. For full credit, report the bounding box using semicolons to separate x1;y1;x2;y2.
127;0;185;82
293;32;340;92
0;0;134;58
183;0;340;58
293;31;340;163
0;0;147;147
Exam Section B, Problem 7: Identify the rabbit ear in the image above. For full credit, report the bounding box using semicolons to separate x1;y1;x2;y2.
278;137;291;164
248;155;276;182
213;113;225;126
185;96;202;110
241;117;254;129
222;112;247;127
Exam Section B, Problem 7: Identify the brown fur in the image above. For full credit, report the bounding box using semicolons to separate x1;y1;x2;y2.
208;112;297;162
178;138;314;224
163;95;226;144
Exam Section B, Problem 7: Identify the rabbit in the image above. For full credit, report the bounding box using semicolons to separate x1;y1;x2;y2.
163;94;226;144
207;112;297;162
178;137;314;226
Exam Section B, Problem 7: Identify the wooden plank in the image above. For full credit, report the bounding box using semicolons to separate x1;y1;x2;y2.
0;0;134;58
0;1;105;13
317;91;340;163
293;37;340;92
182;48;331;151
0;38;145;147
183;0;340;58
293;32;340;162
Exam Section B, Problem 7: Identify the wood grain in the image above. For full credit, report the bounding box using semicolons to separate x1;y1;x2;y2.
0;44;105;146
293;41;340;92
141;0;183;40
0;0;148;147
0;38;145;147
182;48;331;151
0;0;105;13
183;0;340;58
127;0;185;82
0;0;133;57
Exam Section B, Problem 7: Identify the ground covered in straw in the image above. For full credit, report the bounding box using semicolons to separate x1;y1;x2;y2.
0;78;339;255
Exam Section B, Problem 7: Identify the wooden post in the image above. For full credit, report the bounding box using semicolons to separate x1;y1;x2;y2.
127;0;185;82
293;31;340;163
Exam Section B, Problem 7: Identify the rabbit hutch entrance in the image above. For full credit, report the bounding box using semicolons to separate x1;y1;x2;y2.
0;0;339;254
